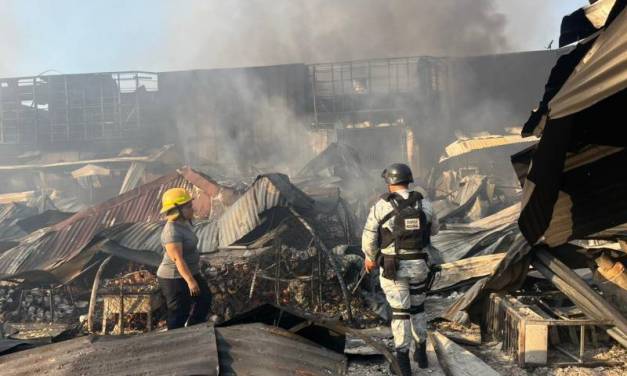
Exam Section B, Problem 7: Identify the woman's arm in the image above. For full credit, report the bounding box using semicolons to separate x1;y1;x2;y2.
164;242;200;296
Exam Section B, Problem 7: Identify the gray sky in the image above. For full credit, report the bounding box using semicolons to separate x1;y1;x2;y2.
0;0;587;78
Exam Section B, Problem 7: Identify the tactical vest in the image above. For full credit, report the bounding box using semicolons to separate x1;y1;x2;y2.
377;191;430;254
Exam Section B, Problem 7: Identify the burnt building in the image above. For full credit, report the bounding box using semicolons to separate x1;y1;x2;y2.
1;49;563;176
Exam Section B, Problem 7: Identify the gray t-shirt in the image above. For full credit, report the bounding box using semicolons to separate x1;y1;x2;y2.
157;221;200;279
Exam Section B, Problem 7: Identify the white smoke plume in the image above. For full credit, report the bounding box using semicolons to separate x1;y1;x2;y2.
160;0;509;71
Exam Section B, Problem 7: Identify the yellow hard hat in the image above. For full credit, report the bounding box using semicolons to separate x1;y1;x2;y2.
160;188;193;214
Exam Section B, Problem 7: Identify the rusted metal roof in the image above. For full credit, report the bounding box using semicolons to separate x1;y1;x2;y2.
85;174;346;271
0;204;38;240
0;167;229;283
0;324;219;376
92;174;316;264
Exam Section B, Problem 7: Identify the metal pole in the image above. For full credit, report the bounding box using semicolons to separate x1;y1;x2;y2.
87;256;113;333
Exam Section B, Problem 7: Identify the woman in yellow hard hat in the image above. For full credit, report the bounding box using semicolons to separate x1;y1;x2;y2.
157;188;211;330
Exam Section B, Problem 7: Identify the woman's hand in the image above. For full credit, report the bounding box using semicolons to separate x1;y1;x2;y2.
164;242;200;296
187;278;200;296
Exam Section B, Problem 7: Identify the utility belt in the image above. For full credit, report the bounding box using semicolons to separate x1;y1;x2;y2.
378;252;428;280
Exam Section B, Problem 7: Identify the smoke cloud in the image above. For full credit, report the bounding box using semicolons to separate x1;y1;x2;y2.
161;0;509;70
0;1;569;178
0;5;21;76
159;0;515;176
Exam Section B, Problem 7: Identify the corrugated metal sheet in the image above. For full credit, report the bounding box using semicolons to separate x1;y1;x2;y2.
96;220;219;267
14;210;74;234
432;224;518;263
215;323;347;376
95;174;315;264
0;322;347;376
432;175;486;221
0;168;225;283
442;234;532;322
457;203;521;229
91;174;344;268
517;2;627;247
560;0;618;46
432;205;520;263
296;142;370;181
516;142;627;246
0;324;219;376
440;134;538;162
0;204;38;240
217;174;314;247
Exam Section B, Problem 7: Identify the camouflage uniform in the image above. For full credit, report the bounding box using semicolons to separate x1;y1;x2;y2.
362;189;439;350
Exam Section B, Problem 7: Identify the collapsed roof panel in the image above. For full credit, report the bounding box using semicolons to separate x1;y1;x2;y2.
0;324;219;376
216;174;314;247
94;174;334;266
215;323;347;375
296;142;371;182
0;168;228;283
560;0;623;47
0;204;39;241
431;204;521;262
518;0;627;247
432;175;486;221
0;323;347;376
521;146;627;246
551;6;627;119
441;234;532;323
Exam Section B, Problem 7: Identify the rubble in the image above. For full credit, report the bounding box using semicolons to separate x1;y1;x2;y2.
0;2;624;375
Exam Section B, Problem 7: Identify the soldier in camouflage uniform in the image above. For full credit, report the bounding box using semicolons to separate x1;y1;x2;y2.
362;163;439;375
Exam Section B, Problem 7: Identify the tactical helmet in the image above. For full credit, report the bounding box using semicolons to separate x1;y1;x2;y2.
381;163;414;185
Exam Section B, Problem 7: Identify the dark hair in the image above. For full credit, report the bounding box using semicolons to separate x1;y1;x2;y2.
166;202;192;217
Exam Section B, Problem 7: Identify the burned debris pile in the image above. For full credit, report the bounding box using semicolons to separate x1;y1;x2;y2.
0;1;627;374
430;1;627;372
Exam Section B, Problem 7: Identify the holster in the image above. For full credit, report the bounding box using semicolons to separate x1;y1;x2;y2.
381;254;398;280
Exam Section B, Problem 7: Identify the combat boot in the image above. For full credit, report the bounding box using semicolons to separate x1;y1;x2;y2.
391;348;412;376
413;340;428;368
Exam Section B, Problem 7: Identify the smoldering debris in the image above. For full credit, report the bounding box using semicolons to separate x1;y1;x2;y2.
0;125;625;374
1;2;627;374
